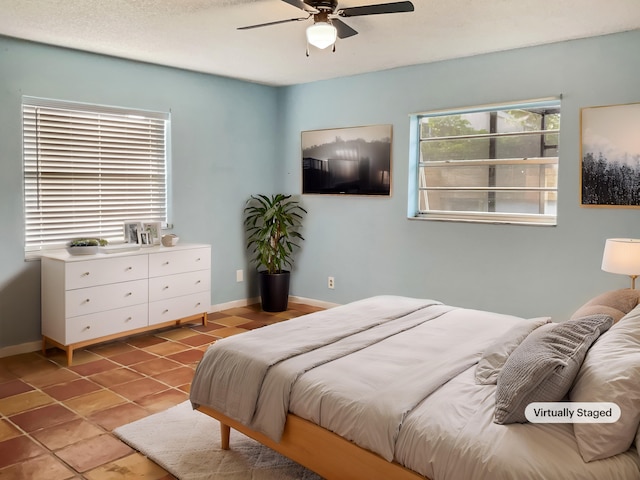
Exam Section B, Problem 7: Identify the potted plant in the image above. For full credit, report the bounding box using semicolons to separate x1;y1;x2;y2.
244;194;307;312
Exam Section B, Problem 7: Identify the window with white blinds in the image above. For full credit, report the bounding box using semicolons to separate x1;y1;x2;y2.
23;97;170;257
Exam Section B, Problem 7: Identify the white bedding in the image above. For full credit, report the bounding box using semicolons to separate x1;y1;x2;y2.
189;295;640;480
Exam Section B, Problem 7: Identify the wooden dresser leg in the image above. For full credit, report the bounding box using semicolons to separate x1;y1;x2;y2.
66;347;73;366
41;337;47;356
220;423;231;450
202;311;208;327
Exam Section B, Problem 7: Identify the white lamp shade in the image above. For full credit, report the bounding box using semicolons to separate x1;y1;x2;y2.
601;238;640;275
306;22;337;49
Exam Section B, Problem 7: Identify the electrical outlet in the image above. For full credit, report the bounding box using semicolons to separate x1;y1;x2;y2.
328;276;335;289
236;269;243;282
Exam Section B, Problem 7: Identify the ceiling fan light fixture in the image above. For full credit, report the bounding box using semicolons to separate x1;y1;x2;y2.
306;21;337;49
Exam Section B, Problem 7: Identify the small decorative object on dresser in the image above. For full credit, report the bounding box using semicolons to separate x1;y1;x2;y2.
162;234;180;247
41;243;211;365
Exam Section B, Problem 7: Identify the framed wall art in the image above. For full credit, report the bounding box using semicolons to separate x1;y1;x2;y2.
301;124;392;196
581;102;640;207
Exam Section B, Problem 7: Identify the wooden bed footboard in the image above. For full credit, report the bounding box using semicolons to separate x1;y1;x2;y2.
196;405;427;480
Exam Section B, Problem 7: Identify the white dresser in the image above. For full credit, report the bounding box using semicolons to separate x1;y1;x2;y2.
41;243;211;365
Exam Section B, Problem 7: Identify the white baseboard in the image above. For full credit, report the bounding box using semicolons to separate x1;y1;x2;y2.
0;296;338;359
0;340;42;359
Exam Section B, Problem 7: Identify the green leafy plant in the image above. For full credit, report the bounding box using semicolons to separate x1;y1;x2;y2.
244;194;307;275
68;238;108;247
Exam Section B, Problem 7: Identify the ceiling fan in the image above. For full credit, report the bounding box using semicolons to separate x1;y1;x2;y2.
238;0;415;55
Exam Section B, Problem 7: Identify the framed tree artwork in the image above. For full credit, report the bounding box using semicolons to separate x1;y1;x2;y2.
581;102;640;207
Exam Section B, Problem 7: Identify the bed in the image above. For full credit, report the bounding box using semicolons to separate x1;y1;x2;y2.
189;293;640;480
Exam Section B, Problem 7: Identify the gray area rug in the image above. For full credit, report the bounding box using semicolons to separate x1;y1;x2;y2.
114;401;322;479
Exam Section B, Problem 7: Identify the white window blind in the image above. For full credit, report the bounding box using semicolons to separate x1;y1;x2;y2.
23;97;169;256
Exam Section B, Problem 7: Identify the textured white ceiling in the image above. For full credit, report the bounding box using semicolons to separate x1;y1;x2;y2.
0;0;639;86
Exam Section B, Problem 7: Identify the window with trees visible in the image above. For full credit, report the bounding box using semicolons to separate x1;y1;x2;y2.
22;97;170;257
413;98;561;225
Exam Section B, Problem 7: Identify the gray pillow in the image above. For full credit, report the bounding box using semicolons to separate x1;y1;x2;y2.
494;314;613;425
475;317;551;385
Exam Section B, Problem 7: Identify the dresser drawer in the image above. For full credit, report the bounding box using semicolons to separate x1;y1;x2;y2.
66;303;149;344
65;255;148;290
148;247;210;277
148;270;210;302
66;279;148;318
149;292;210;326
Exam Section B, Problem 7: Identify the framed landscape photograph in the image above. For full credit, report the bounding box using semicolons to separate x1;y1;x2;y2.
581;102;640;207
301;124;392;196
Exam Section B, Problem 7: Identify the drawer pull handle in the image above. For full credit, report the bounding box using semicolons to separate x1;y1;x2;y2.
195;302;201;307
195;280;201;284
125;317;132;322
163;286;169;290
84;325;91;331
82;272;90;277
126;266;133;271
196;258;201;261
163;309;169;314
163;261;170;265
125;292;132;297
84;299;91;303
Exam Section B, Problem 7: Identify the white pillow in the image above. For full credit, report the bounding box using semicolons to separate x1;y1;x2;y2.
570;304;640;461
475;317;551;385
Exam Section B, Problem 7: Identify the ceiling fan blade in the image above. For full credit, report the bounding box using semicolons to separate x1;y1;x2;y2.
338;1;414;17
332;18;358;39
238;16;309;30
280;0;315;12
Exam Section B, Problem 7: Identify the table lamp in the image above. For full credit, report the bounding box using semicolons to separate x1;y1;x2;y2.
601;238;640;289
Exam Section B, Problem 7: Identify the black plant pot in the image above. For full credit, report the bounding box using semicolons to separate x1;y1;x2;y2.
259;270;291;312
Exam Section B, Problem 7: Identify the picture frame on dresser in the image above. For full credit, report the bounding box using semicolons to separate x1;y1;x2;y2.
124;221;143;243
142;221;162;245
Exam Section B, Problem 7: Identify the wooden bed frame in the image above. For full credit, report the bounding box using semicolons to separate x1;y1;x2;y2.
196;405;427;480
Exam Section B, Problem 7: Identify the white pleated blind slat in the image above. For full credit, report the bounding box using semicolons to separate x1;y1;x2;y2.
23;98;169;255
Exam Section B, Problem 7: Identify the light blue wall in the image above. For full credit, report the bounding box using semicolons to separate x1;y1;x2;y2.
1;30;638;350
0;36;278;349
280;30;640;321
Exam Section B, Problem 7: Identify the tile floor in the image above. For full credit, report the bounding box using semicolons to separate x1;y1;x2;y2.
0;302;323;480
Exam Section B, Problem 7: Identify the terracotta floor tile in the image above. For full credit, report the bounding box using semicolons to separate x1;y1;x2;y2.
1;353;57;378
135;389;188;413
220;306;258;316
108;350;157;366
125;335;167;349
89;368;144;388
0;435;47;469
84;452;170;480
43;378;102;401
55;434;132;472
177;333;216;347
237;320;269;330
32;418;104;451
166;349;204;365
154;328;197;341
88;402;149;431
191;322;225;333
88;341;136;358
128;357;181;376
0;453;75;480
110;378;167;402
0;390;54;416
210;326;248;338
152;366;195;387
0;419;21;442
143;340;189;356
203;311;228;321
69;359;119;376
10;404;78;433
213;315;254;327
64;349;103;366
24;368;81;389
65;390;127;417
0;379;34;399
